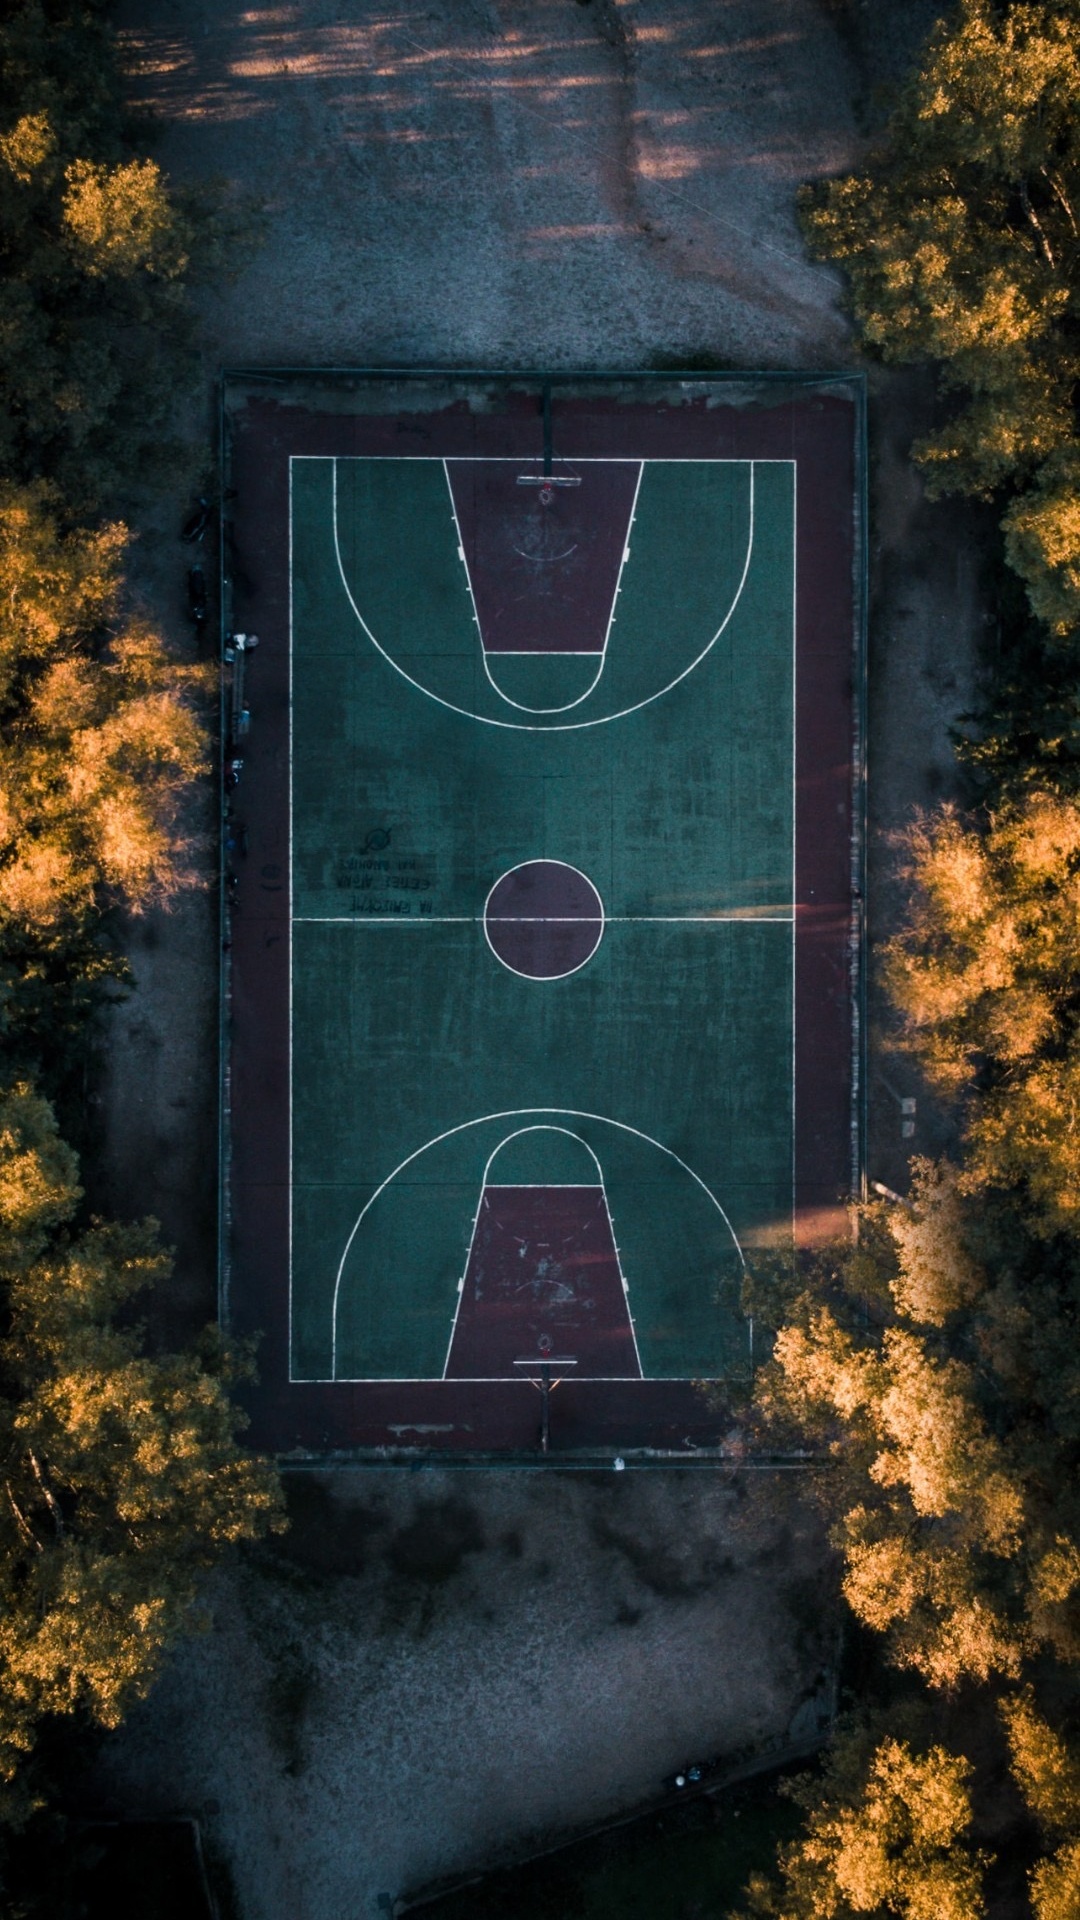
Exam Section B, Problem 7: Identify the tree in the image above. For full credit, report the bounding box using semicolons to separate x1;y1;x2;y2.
0;1081;283;1819
0;1;249;511
738;1721;986;1920
749;1161;1080;1690
0;481;209;1078
1030;1842;1080;1920
882;789;1080;1230
0;7;280;1886
748;10;1080;1913
801;0;1080;638
997;1692;1080;1920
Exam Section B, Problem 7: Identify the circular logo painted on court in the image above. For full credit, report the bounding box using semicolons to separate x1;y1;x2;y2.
483;861;604;980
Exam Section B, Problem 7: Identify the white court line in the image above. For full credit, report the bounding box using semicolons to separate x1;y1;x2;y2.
442;1124;600;1377
330;1106;742;1379
482;859;604;979
440;1180;486;1381
294;454;794;464
293;914;795;925
444;458;606;715
290;458;796;1383
791;459;798;1247
287;458;295;1374
301;1373;722;1384
331;458;756;732
440;1125;643;1380
444;460;644;716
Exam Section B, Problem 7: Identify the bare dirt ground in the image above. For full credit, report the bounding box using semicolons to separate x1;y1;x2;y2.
97;1469;834;1917
84;4;984;1915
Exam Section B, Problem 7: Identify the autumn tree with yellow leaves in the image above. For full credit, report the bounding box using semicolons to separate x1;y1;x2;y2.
0;479;213;1108
748;1162;1080;1694
0;4;280;1889
738;1161;1080;1916
802;0;1080;641
882;789;1080;1230
744;13;1080;1913
0;483;208;953
0;1084;283;1824
739;1721;987;1920
0;0;246;511
0;0;232;1063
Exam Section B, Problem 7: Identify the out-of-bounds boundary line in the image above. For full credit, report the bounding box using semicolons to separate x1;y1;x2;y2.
218;369;866;1462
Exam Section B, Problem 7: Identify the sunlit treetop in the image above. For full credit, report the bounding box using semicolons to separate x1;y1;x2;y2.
802;0;1080;637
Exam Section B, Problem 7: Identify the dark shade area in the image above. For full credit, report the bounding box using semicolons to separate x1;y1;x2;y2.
72;1822;215;1920
401;1765;805;1919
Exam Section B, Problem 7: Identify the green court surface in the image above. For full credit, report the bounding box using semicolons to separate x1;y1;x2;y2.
288;452;796;1385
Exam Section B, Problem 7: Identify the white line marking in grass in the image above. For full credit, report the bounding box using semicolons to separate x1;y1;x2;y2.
330;458;756;732
330;1107;743;1379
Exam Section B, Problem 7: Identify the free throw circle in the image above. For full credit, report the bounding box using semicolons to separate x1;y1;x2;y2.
484;861;604;980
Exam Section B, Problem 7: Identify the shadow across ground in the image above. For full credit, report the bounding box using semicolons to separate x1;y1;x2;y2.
399;1764;804;1919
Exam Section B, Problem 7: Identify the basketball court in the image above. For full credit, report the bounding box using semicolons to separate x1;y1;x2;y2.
220;373;864;1456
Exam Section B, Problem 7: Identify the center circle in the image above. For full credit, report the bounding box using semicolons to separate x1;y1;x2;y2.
483;860;605;980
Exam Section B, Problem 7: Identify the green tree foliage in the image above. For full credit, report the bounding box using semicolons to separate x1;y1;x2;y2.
0;1082;283;1818
801;0;1080;637
0;0;242;511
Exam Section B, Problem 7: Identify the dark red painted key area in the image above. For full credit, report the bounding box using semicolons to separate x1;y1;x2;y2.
444;1186;641;1379
446;458;639;653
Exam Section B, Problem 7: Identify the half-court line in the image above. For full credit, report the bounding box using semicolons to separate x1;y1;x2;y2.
293;913;796;924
